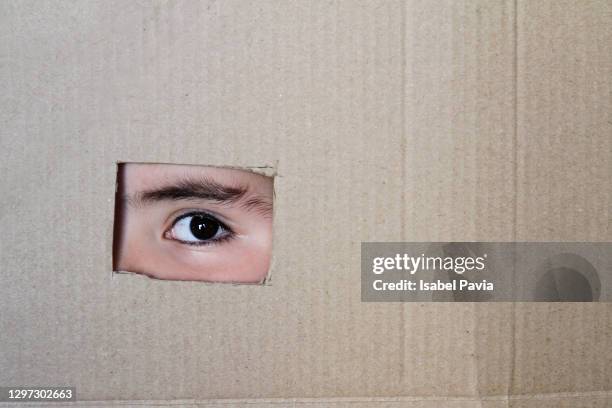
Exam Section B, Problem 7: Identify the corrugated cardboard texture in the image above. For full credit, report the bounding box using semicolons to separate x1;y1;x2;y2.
1;0;611;406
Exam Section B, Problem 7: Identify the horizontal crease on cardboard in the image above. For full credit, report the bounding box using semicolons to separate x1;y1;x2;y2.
26;390;612;406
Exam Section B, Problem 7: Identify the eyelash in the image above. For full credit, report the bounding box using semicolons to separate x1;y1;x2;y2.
164;211;235;247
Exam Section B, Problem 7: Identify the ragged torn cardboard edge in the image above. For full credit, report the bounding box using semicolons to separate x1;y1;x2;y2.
109;161;280;286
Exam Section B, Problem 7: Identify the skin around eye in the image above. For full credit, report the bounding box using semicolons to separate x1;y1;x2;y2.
115;163;273;282
165;212;234;245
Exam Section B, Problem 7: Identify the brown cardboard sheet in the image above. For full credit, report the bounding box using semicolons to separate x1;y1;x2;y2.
1;0;611;406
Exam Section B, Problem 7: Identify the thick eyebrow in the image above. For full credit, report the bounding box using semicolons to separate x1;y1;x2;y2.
127;177;272;216
131;177;247;205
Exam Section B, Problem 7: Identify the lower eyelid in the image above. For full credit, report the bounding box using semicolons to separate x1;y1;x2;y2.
171;232;236;247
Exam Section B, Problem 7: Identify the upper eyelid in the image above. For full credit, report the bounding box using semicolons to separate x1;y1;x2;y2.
168;210;233;232
171;211;229;229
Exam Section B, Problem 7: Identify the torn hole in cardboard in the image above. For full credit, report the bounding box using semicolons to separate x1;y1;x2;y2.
112;162;275;284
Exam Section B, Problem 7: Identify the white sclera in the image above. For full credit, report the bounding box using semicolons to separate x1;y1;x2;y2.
171;215;225;243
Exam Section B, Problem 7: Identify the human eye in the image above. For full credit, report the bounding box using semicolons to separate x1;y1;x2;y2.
163;211;235;246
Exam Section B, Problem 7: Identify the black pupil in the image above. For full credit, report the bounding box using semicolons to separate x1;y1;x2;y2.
189;215;220;240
